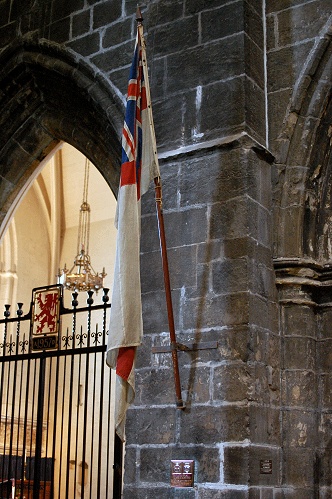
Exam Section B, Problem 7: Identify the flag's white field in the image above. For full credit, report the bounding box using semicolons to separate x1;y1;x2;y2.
107;26;159;440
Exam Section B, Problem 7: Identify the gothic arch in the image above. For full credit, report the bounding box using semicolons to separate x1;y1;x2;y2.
0;39;123;240
273;22;332;262
303;95;332;262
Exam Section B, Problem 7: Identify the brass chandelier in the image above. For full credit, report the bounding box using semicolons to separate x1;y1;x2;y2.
57;158;106;292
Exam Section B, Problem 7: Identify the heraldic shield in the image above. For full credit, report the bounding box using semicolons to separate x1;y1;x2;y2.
30;285;61;351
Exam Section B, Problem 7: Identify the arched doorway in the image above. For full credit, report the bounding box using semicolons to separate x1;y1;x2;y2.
272;28;332;496
0;144;121;498
0;42;124;498
0;42;123;240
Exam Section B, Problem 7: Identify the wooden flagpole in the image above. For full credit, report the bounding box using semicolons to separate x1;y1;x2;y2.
153;177;184;408
136;8;185;409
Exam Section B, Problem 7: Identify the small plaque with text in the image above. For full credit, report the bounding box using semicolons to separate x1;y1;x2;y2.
170;460;194;487
260;459;272;474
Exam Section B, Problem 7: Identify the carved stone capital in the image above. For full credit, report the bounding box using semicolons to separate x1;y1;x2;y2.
274;257;332;306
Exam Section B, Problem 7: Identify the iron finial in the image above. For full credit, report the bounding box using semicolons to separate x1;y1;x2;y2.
136;5;143;25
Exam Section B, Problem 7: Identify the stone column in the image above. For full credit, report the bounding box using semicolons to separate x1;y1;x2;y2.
274;261;331;498
124;135;280;497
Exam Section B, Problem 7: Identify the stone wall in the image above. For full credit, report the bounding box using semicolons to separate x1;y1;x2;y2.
269;1;332;498
0;0;331;497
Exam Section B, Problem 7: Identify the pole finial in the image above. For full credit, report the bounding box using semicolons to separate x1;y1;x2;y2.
136;5;143;24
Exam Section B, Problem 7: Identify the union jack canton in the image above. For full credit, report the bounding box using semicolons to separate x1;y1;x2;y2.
120;29;147;199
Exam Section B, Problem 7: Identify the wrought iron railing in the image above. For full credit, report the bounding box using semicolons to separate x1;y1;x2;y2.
0;284;118;499
0;285;111;356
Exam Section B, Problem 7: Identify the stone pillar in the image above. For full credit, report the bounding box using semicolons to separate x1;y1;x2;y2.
317;300;332;498
275;261;332;497
124;135;280;497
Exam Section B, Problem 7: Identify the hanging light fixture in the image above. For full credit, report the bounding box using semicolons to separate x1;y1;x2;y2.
57;158;106;293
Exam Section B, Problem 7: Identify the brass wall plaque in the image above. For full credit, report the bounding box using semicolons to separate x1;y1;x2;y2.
260;459;272;474
170;460;194;488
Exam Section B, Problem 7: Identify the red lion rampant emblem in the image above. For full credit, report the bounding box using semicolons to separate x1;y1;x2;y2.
34;292;58;334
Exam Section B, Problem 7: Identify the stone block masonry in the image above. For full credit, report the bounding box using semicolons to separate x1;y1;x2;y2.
0;0;331;496
135;139;279;497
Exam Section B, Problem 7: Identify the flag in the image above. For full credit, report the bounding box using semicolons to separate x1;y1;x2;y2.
106;26;160;441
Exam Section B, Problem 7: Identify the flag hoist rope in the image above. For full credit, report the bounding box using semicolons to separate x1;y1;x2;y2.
137;9;185;409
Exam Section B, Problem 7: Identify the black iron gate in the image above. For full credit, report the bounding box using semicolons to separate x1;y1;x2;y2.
0;285;121;499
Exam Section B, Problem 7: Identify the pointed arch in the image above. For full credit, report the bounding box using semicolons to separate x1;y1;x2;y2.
0;39;123;241
273;21;332;261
